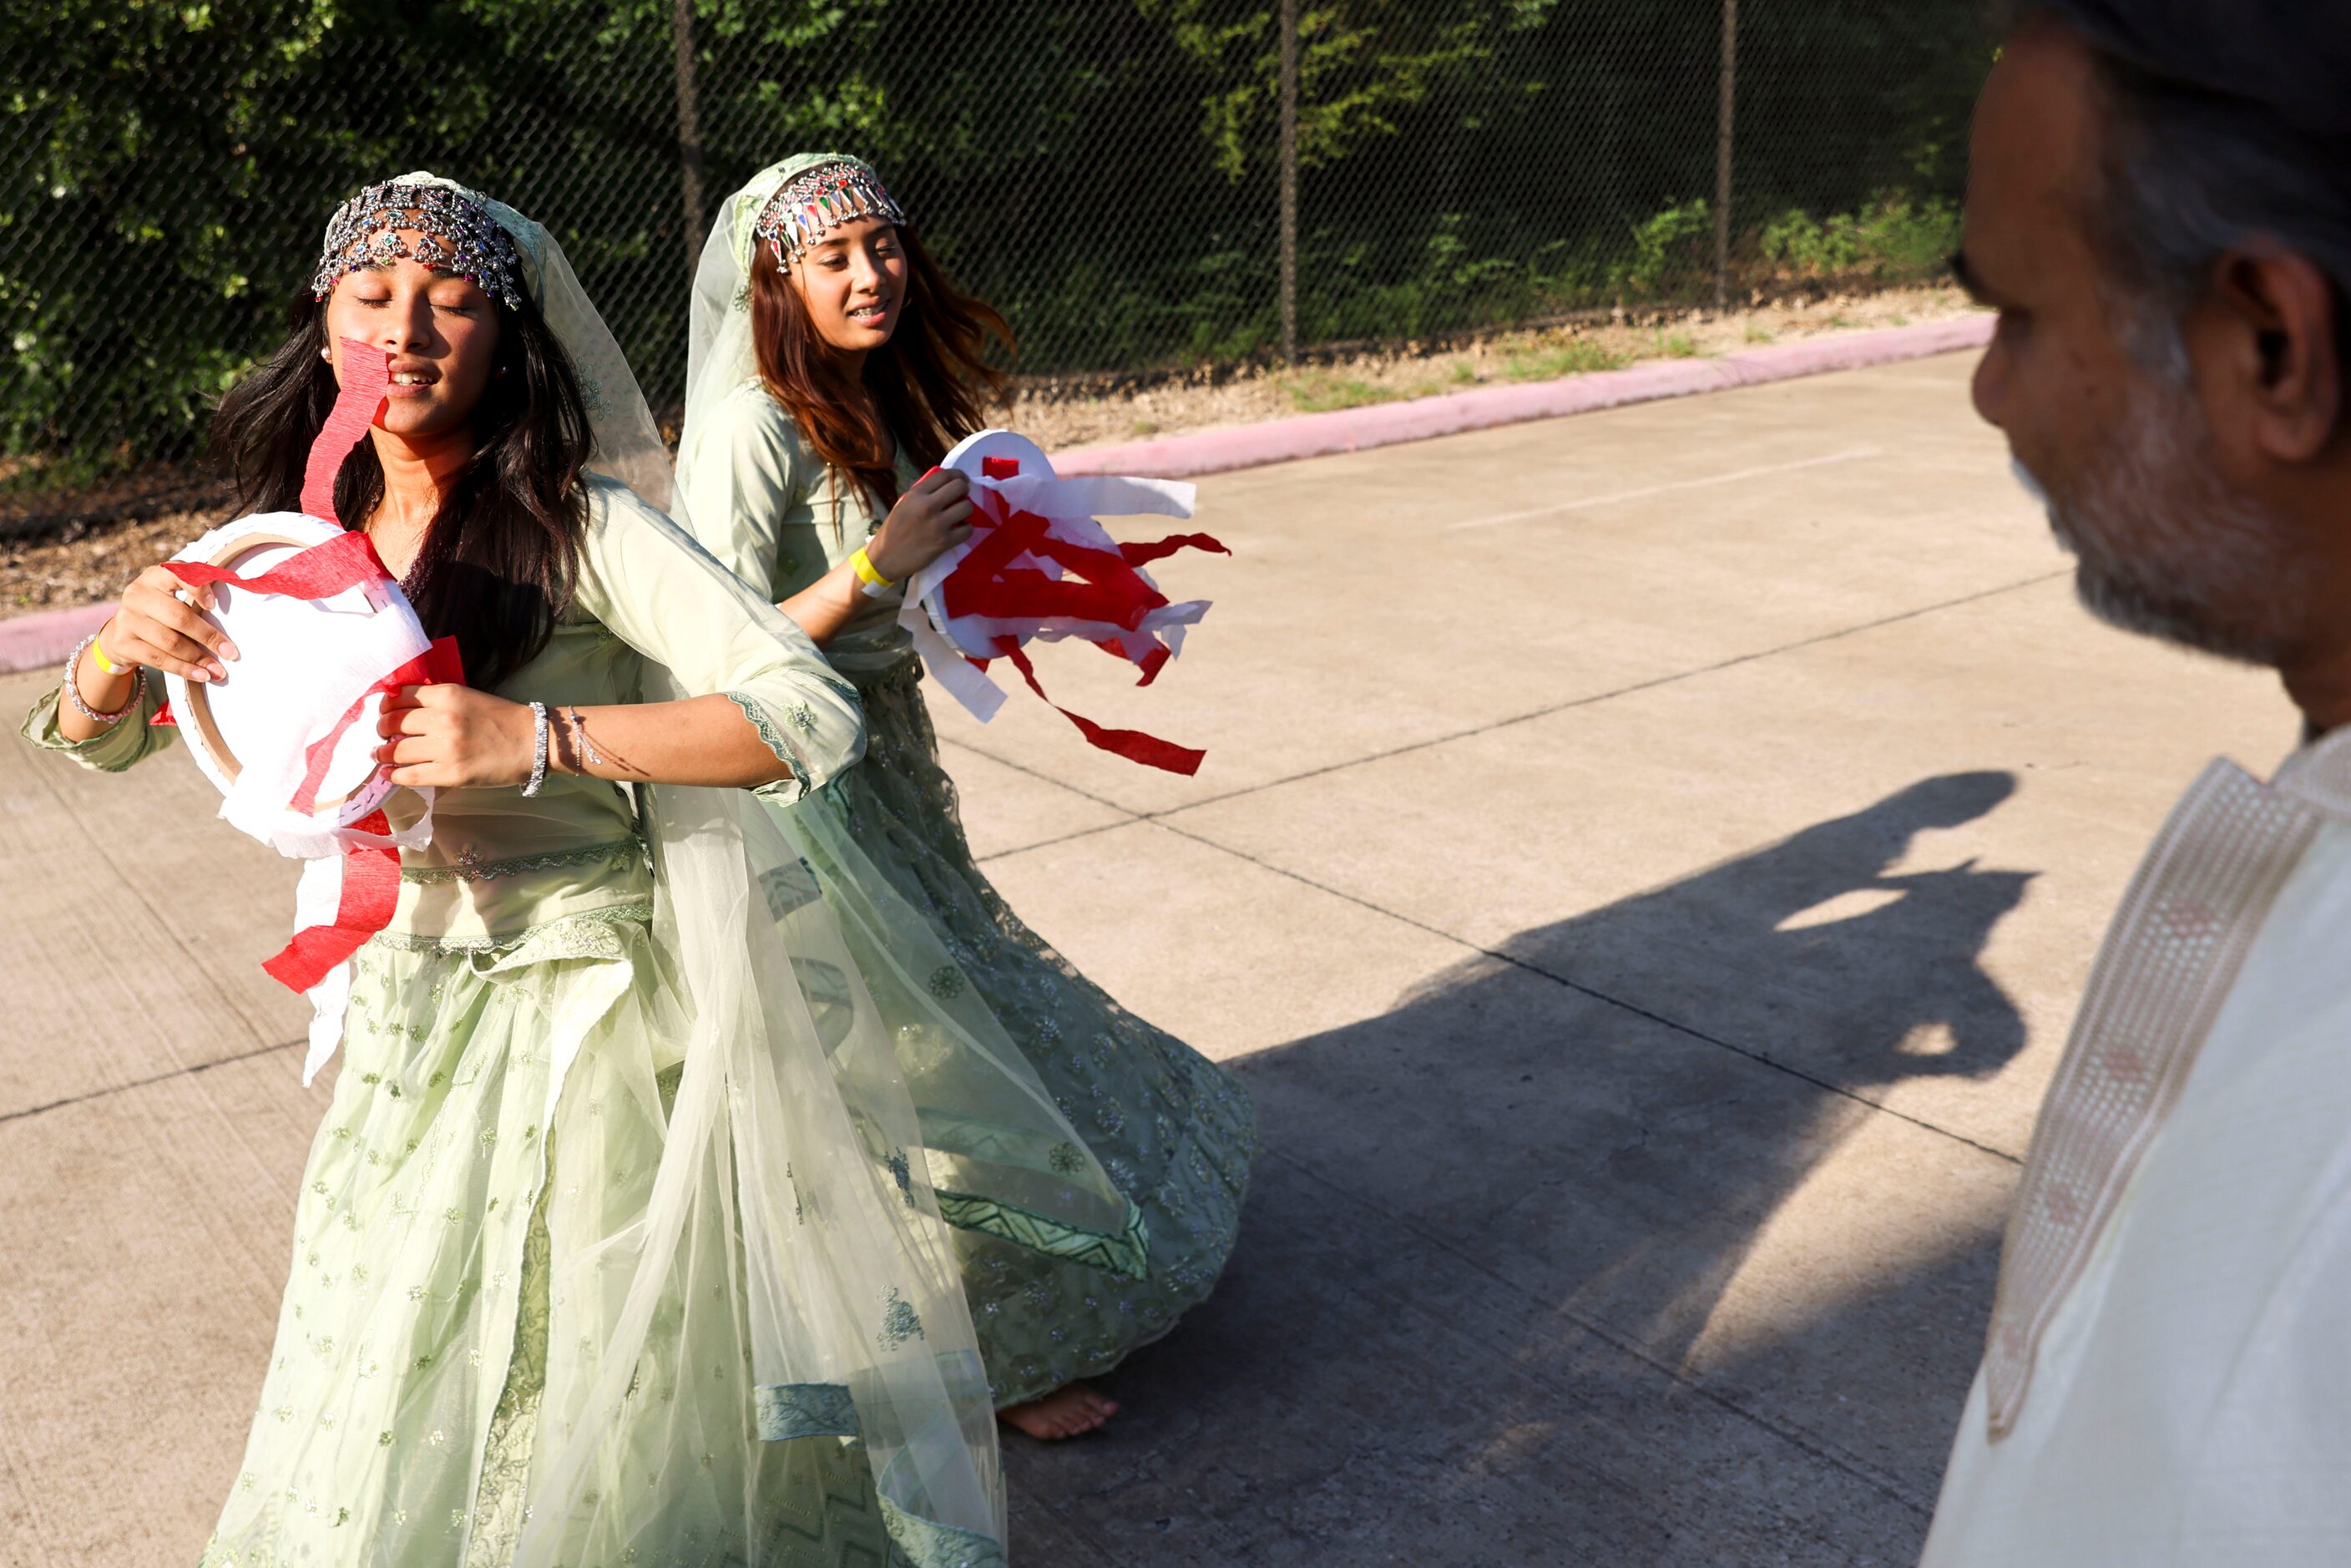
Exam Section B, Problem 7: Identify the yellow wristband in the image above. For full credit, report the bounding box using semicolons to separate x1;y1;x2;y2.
848;545;895;596
90;630;131;676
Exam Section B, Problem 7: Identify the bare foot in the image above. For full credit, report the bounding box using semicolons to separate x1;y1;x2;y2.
999;1381;1119;1440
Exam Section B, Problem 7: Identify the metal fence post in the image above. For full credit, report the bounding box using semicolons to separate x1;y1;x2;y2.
1278;0;1300;362
674;0;707;274
1715;0;1737;313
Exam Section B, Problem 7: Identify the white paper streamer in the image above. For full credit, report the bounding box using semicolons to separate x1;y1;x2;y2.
895;431;1206;725
162;513;439;1079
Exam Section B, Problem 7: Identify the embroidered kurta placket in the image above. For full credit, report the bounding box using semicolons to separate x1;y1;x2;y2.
1984;731;2351;1436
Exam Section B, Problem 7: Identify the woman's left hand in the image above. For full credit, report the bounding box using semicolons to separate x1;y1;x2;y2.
376;683;536;789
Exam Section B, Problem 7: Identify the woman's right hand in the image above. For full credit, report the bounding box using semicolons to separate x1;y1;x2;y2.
864;468;975;583
101;564;236;683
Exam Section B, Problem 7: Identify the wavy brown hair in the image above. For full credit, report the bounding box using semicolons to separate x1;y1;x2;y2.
749;215;1012;528
209;288;593;692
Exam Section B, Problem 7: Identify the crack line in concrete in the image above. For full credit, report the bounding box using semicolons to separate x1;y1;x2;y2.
0;1036;303;1128
960;566;2072;865
1445;444;1883;532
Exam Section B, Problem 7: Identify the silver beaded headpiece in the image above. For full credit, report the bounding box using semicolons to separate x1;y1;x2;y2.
312;181;528;308
752;162;906;272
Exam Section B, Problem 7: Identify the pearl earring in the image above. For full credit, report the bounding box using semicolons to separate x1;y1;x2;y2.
319;347;331;362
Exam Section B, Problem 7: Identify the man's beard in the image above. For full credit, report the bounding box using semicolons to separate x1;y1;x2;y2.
2017;376;2300;666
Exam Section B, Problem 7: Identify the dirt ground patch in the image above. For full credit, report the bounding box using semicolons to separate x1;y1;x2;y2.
3;508;220;618
5;286;1976;620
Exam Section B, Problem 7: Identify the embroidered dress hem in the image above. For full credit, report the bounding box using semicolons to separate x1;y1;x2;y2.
802;657;1257;1409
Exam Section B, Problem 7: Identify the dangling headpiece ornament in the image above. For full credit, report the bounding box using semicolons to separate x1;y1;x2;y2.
751;160;906;272
312;180;529;308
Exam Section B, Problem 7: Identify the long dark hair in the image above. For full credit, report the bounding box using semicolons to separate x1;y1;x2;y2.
210;289;593;691
750;217;1011;525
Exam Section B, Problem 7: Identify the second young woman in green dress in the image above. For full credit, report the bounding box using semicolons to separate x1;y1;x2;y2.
675;154;1256;1441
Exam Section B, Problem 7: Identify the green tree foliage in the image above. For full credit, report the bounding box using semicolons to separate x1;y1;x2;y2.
1;0;1988;488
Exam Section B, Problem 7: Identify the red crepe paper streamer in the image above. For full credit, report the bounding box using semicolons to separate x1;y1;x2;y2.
1120;534;1231;569
260;625;460;995
1090;637;1171;686
943;475;1227;635
938;463;1225;776
999;642;1205;776
162;527;392;604
260;810;403;995
164;515;419;996
301;339;392;524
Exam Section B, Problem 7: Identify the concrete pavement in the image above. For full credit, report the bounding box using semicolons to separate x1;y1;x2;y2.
0;350;2291;1565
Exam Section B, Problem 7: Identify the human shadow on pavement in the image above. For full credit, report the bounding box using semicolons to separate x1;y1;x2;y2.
1006;771;2031;1566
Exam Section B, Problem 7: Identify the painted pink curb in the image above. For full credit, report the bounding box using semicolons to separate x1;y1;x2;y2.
0;315;1992;676
1059;312;1993;479
0;600;110;677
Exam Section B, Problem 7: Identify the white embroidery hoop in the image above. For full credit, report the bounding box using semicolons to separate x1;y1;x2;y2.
919;427;1055;659
162;511;426;838
895;429;1203;731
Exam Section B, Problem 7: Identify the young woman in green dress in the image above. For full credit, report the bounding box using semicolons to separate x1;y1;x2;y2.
674;154;1257;1442
27;174;1008;1567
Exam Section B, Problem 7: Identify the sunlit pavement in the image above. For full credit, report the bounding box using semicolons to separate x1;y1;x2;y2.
0;352;2289;1565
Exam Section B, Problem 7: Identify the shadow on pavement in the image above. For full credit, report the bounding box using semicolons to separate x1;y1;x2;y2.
1009;771;2031;1566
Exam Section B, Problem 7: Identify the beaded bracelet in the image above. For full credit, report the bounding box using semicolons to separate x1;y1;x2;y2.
520;701;549;797
62;632;145;726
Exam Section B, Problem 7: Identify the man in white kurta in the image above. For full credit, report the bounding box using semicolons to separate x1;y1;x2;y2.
1924;3;2351;1563
1924;744;2351;1562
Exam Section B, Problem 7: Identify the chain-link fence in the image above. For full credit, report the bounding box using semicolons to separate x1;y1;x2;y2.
2;0;1990;529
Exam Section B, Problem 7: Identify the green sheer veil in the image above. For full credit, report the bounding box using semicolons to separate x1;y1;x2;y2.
329;174;1008;1565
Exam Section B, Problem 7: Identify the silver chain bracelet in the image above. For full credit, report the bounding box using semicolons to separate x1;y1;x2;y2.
520;701;549;797
62;632;144;726
567;706;602;770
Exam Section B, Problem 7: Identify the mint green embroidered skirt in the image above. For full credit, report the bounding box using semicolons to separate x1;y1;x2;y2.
810;660;1257;1408
199;908;892;1568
